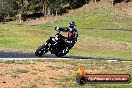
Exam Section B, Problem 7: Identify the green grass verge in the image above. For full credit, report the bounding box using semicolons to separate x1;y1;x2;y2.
0;22;132;60
53;14;132;29
0;23;55;52
0;6;132;60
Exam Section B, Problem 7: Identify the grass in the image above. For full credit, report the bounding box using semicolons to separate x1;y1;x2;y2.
0;22;132;60
0;60;35;64
51;7;132;59
35;2;132;29
21;84;38;88
10;73;19;78
0;23;54;52
30;84;37;88
13;69;29;73
0;2;132;60
53;10;132;29
46;65;64;70
10;68;29;78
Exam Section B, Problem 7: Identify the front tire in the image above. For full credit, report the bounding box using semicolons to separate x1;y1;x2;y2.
35;44;48;57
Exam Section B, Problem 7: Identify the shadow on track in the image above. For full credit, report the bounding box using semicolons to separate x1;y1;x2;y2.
0;51;132;62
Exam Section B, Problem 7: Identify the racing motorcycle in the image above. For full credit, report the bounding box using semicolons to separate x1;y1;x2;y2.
35;27;69;57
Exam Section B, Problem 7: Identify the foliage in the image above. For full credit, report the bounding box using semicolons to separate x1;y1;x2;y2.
0;0;131;22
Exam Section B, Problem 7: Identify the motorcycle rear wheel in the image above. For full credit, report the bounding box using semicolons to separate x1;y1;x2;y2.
55;52;64;57
55;50;69;57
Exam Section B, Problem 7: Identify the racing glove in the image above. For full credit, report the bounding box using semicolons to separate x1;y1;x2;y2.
55;27;60;31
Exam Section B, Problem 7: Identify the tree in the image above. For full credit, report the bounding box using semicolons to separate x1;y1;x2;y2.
68;0;86;9
0;0;18;22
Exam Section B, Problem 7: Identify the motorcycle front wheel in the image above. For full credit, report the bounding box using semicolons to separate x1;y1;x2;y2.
35;44;49;57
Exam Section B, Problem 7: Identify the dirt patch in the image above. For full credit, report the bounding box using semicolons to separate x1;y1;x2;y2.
0;60;130;88
123;8;132;17
0;61;74;88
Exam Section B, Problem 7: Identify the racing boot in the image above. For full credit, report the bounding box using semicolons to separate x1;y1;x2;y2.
63;47;69;54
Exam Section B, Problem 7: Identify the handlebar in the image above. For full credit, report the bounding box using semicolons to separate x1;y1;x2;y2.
55;27;60;31
55;27;61;35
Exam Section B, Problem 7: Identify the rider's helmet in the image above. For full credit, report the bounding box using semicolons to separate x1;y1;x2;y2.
69;21;76;32
71;21;76;26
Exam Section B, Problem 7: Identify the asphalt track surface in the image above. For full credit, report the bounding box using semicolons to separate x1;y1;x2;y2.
0;51;132;62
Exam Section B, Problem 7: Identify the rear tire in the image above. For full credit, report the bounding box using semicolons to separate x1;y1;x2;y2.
55;49;69;57
35;44;48;57
55;52;64;57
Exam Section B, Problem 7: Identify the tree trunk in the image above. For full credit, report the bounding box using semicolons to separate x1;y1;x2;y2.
55;8;58;16
112;0;114;6
44;1;47;17
47;8;51;17
51;10;54;17
42;3;45;16
19;11;22;24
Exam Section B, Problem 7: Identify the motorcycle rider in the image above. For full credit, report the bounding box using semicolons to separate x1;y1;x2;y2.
56;22;78;53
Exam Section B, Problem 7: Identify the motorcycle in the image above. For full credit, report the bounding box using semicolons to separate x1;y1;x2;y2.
35;27;69;57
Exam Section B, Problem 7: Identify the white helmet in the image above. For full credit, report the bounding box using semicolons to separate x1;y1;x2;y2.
69;22;76;32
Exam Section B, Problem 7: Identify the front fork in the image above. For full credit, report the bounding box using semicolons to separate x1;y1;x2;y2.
46;38;54;53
